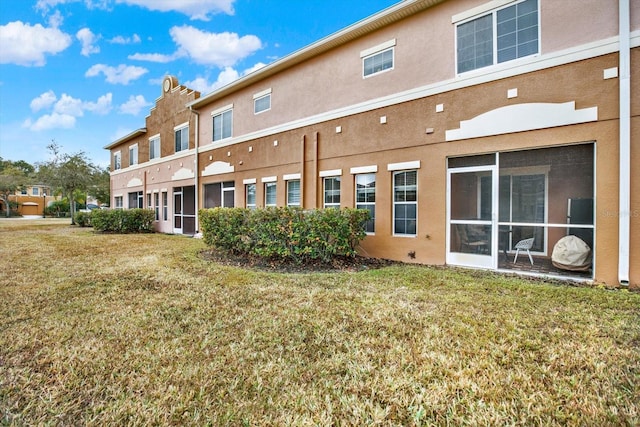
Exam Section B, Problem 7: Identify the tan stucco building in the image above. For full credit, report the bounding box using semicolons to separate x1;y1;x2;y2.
106;0;639;288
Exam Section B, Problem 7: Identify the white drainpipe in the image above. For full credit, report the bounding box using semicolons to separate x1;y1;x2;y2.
618;0;630;285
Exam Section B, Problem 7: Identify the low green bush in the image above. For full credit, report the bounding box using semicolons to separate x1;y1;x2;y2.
74;211;92;227
91;209;155;233
199;207;369;263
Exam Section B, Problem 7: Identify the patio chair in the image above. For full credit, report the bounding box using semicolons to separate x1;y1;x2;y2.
513;237;535;265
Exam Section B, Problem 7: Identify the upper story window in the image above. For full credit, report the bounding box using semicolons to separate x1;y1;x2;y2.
32;187;40;196
175;123;189;152
361;39;396;78
212;105;233;142
456;0;538;74
149;135;160;160
129;144;138;166
254;89;271;114
114;151;121;170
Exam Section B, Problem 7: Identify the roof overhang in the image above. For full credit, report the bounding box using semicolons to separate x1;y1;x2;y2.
104;128;147;150
188;0;446;109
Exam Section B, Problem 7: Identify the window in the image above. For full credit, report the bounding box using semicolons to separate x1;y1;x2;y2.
162;191;168;221
356;174;376;233
265;182;277;207
456;0;538;73
114;151;121;170
254;93;271;114
323;177;341;209
175;124;189;152
149;136;160;160
129;191;143;209
203;182;235;208
213;109;232;142
361;40;396;78
246;183;256;209
287;180;301;207
363;48;394;77
20;189;27;195
154;192;159;221
32;187;40;196
114;196;123;210
129;144;138;166
393;170;417;236
147;193;152;210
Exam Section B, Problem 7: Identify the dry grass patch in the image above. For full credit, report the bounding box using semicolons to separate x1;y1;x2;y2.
1;220;638;426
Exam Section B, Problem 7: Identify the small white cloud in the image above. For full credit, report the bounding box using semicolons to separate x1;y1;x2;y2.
30;90;58;112
85;93;113;115
0;21;72;66
48;10;64;28
77;28;100;56
128;52;181;63
85;63;148;84
119;95;150;115
184;62;267;94
170;26;262;67
109;34;141;44
24;113;76;131
115;0;235;20
243;62;267;75
54;93;85;117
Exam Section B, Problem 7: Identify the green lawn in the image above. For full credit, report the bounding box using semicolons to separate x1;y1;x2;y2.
1;220;638;426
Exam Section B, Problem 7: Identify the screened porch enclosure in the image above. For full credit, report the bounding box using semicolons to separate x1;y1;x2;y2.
447;144;594;279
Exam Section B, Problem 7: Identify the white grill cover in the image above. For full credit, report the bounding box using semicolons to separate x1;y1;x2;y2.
552;235;591;271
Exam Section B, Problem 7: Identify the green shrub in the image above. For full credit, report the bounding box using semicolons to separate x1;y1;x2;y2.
45;200;70;217
199;207;369;263
74;211;92;227
91;209;155;233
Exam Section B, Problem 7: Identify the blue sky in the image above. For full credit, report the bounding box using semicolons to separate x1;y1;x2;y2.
0;0;399;167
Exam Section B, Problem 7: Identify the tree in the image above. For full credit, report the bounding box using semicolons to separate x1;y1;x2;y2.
37;143;99;224
0;162;29;217
89;166;111;206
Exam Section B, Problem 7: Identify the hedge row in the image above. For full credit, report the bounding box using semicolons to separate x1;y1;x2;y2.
199;207;369;263
90;209;155;233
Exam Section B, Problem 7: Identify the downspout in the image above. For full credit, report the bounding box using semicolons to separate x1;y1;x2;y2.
190;106;201;233
300;135;306;208
618;0;630;286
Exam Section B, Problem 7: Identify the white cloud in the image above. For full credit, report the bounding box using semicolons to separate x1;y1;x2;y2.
128;52;181;63
48;10;64;28
54;94;85;116
24;92;113;130
184;62;268;94
36;0;110;12
170;26;262;67
115;0;234;20
85;63;148;84
85;93;113;115
30;90;58;112
77;28;100;56
119;95;150;115
109;34;141;44
23;113;76;131
0;21;72;66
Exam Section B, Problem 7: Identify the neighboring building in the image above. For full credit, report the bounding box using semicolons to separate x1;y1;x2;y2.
3;185;54;217
107;0;639;288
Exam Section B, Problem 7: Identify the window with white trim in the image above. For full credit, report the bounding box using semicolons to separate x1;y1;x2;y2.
361;39;396;78
114;151;121;170
32;187;40;196
456;0;538;74
287;180;300;207
393;170;417;236
213;109;233;142
115;196;123;210
203;182;235;208
175;124;189;152
162;191;168;220
254;90;271;114
246;183;256;209
265;182;277;207
129;144;138;166
154;192;159;221
356;173;376;234
149;136;160;160
129;191;143;209
323;177;341;209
